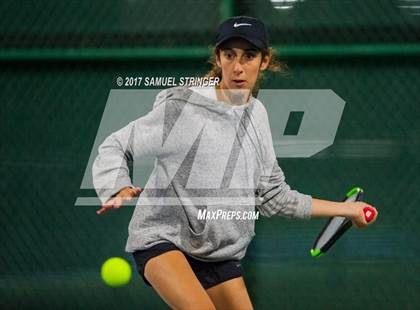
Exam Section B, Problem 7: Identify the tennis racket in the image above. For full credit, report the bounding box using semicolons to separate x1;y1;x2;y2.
310;187;375;258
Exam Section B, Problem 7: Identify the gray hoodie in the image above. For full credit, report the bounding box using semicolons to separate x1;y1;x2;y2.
92;86;312;261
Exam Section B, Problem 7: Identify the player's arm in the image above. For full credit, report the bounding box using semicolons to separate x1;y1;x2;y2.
255;161;312;220
92;93;167;213
254;161;378;227
255;109;312;220
311;198;378;228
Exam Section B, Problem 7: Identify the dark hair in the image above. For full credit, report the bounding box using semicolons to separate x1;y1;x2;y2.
205;45;288;97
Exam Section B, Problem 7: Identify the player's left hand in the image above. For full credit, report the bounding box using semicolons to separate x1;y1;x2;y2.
349;202;378;228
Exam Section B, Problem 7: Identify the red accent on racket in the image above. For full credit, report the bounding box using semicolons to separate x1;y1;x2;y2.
363;207;376;222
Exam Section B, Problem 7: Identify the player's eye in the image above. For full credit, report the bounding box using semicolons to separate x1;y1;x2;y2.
223;51;235;60
245;52;256;60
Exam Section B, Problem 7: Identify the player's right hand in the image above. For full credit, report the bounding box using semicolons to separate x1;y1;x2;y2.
96;186;142;215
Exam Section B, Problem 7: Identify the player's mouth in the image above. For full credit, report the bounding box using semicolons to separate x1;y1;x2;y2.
232;79;246;87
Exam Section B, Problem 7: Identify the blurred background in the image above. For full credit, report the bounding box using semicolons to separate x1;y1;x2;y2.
1;0;419;309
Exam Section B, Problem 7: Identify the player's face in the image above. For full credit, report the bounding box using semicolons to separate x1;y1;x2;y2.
216;38;270;92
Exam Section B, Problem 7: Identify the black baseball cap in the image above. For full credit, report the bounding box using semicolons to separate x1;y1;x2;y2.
215;16;269;50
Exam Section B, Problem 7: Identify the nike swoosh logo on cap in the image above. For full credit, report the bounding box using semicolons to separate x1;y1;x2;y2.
233;22;252;28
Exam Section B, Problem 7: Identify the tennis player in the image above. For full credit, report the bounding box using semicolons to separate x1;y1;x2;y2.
92;16;378;310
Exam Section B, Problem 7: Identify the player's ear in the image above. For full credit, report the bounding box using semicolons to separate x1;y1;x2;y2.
260;52;271;71
216;49;222;68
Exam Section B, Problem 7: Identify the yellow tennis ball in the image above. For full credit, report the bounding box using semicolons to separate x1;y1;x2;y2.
101;257;132;287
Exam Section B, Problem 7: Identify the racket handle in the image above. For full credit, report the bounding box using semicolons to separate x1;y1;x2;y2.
363;207;376;223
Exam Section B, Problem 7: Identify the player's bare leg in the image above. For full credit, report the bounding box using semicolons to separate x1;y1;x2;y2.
144;250;216;310
206;277;253;310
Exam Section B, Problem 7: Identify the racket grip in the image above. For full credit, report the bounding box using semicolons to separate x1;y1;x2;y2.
363;207;375;223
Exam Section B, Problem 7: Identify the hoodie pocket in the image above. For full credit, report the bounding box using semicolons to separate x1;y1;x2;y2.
181;204;208;235
183;204;256;250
